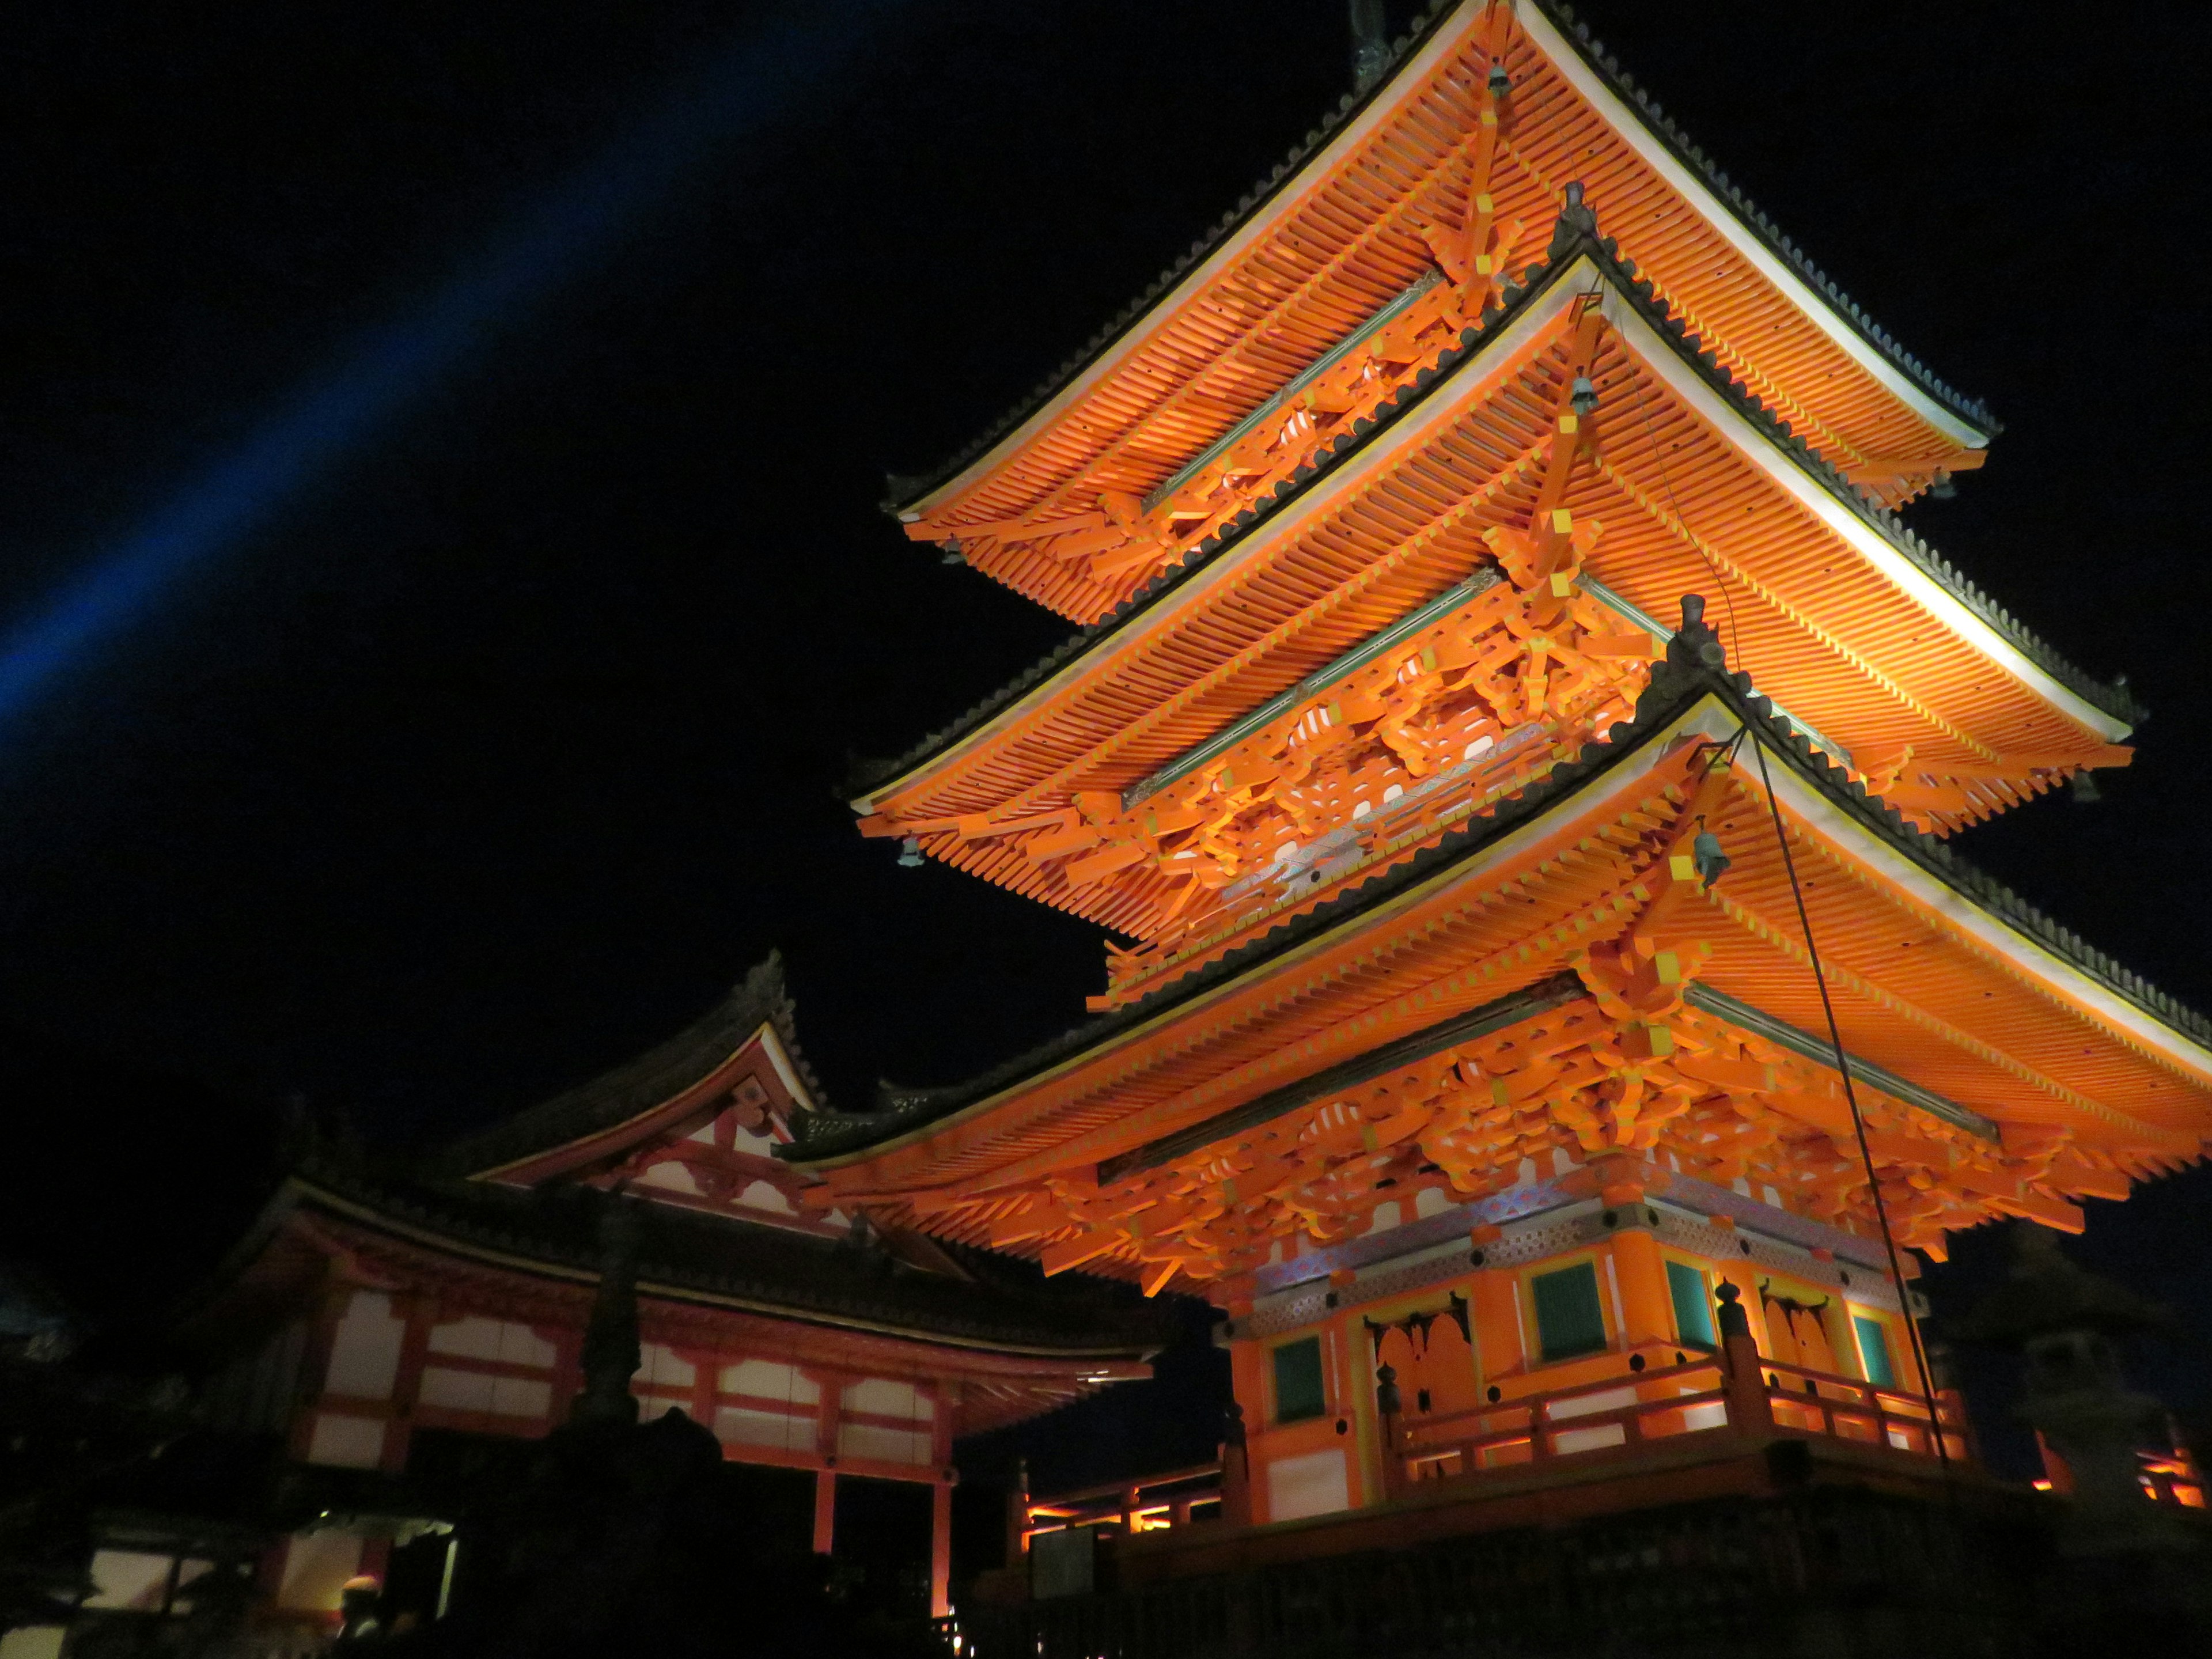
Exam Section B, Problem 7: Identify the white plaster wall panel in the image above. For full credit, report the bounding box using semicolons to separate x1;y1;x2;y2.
842;1378;930;1421
1266;1448;1350;1521
1551;1423;1628;1455
637;1344;696;1389
715;1405;815;1452
418;1368;550;1418
84;1551;172;1611
490;1376;552;1417
427;1316;555;1368
418;1368;495;1414
305;1412;385;1469
838;1421;932;1465
722;1358;818;1403
637;1162;703;1196
0;1626;65;1659
323;1291;404;1400
736;1180;795;1214
277;1531;363;1612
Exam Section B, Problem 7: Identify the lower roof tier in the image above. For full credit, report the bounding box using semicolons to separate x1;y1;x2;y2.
858;237;2134;950
797;641;2209;1291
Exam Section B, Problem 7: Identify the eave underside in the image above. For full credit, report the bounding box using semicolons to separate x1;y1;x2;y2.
866;265;2125;945
903;0;1990;624
806;690;2209;1281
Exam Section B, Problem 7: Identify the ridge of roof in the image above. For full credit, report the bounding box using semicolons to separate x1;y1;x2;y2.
883;0;1993;518
798;607;2203;1166
283;1156;1172;1355
437;953;828;1180
1533;1;1995;435
853;211;2136;803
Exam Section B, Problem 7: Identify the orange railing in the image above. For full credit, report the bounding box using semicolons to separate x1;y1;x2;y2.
1380;1333;1969;1498
1014;1463;1225;1558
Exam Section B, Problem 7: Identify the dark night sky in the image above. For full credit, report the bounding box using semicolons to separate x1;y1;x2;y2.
3;2;2210;1477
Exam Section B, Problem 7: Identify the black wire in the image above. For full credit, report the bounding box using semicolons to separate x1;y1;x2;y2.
1741;722;1956;1474
1616;309;1952;1464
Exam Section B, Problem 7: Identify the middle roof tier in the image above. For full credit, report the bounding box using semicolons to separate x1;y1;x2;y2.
856;233;2134;954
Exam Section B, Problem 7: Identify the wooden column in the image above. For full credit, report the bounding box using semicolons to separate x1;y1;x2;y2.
929;1479;953;1620
811;1365;844;1556
381;1294;436;1475
1607;1224;1673;1350
1004;1458;1031;1570
812;1469;837;1556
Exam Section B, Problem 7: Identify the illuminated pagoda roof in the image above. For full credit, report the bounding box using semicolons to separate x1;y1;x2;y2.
853;214;2136;983
857;211;2133;804
889;0;2002;628
796;613;2211;1283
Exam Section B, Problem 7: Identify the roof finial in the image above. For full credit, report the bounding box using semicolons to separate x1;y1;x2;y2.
1350;0;1389;93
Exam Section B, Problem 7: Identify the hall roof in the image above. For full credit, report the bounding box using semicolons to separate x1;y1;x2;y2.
187;1152;1173;1368
438;954;825;1183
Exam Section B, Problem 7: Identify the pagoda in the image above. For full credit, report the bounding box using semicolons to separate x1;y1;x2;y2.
785;0;2212;1620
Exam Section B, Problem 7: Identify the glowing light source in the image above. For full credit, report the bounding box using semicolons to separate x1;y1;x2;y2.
0;0;900;732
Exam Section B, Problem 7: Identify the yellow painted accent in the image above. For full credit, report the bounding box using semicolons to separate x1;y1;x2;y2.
1655;950;1681;986
1669;854;1696;882
1550;508;1573;534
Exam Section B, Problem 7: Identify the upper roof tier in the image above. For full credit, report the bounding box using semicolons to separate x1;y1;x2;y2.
892;0;1998;625
855;230;2134;952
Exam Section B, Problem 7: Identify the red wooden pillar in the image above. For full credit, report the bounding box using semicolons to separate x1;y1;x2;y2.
381;1294;435;1476
812;1469;837;1556
929;1379;958;1618
680;1348;719;1439
286;1270;353;1463
929;1479;953;1620
811;1367;844;1556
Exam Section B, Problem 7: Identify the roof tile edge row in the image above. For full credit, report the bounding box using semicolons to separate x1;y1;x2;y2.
852;218;2135;801
882;0;1994;517
800;629;2204;1165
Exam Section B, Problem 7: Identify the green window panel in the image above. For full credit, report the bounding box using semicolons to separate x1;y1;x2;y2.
1666;1260;1717;1349
1272;1336;1327;1423
1530;1263;1608;1363
1853;1315;1896;1388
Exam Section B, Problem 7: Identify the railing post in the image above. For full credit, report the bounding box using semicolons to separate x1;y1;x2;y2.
1375;1362;1405;1501
1715;1282;1774;1439
1005;1456;1030;1571
1219;1402;1253;1527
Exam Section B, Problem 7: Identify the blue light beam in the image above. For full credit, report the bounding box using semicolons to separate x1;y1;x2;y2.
0;1;899;726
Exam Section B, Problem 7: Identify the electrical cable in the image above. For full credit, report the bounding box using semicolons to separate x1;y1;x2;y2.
1619;327;1956;1470
1741;724;1956;1473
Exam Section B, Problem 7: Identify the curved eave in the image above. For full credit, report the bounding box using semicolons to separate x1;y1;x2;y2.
858;241;2128;824
806;670;2206;1176
438;956;826;1181
892;0;1992;527
290;1177;1164;1363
